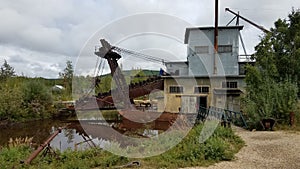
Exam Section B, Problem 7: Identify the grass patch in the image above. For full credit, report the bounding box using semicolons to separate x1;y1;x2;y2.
0;124;244;169
273;123;300;131
0;146;32;169
139;125;244;168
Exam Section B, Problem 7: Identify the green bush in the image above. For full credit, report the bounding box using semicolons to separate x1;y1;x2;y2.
0;124;244;169
0;78;56;121
31;148;129;169
142;124;244;168
243;66;298;128
0;146;32;169
22;80;54;118
0;78;24;121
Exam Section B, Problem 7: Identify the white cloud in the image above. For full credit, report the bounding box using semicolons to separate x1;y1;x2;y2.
0;0;299;78
0;45;68;78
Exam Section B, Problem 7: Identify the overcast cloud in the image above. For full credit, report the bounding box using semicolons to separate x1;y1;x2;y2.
0;0;299;78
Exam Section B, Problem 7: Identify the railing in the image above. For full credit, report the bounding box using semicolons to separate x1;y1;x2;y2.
197;106;248;128
238;54;255;62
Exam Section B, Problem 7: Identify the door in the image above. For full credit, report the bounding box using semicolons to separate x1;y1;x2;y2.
198;96;207;109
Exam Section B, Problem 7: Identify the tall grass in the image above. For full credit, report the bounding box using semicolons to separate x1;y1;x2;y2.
0;124;244;169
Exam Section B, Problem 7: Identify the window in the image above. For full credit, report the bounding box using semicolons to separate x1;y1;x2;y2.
194;86;209;93
202;86;209;93
195;46;209;54
218;45;232;53
169;86;183;93
194;87;201;93
222;81;238;88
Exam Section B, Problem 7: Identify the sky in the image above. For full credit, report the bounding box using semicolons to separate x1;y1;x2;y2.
0;0;299;78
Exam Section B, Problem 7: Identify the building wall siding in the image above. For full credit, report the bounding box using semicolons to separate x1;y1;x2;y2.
165;62;188;76
160;77;245;113
187;28;240;76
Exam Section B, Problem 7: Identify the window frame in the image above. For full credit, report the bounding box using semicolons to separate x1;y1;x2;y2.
169;86;184;93
218;45;232;53
194;86;210;94
222;81;238;88
194;46;209;54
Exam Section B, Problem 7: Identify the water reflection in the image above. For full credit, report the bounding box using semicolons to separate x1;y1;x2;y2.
0;118;162;151
50;128;94;151
0;120;95;151
0;120;65;147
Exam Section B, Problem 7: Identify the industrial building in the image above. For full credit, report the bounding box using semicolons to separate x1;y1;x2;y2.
160;26;250;113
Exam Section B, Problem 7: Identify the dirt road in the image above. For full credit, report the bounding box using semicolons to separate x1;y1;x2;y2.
185;127;300;169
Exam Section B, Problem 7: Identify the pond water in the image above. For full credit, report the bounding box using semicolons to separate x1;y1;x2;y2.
0;118;162;151
0;119;99;151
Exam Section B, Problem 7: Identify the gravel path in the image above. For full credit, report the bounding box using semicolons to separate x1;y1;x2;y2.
184;127;300;169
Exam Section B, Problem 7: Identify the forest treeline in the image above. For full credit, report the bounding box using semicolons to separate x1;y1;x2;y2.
0;60;158;122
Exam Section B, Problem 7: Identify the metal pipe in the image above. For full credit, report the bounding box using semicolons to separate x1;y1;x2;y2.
25;127;62;164
226;16;237;26
214;0;219;75
239;32;248;56
81;134;96;148
225;8;270;33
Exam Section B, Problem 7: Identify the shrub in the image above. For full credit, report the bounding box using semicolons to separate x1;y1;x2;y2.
243;70;298;129
0;78;24;121
142;124;244;168
0;146;32;169
22;80;54;118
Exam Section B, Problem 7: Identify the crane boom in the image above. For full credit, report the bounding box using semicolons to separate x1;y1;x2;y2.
225;8;270;33
95;39;131;109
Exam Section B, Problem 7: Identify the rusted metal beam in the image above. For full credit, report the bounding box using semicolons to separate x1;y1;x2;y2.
95;78;163;108
225;8;270;33
25;127;62;164
76;78;164;110
95;39;131;109
214;0;219;75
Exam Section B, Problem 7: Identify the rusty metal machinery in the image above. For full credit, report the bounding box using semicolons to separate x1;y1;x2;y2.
24;127;62;164
76;39;165;110
94;39;132;109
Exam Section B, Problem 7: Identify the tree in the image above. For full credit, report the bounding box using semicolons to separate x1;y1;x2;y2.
0;60;15;81
129;68;147;84
244;66;297;124
22;80;53;118
244;9;300;127
59;60;73;80
254;8;300;86
0;78;23;120
59;60;74;92
95;75;112;94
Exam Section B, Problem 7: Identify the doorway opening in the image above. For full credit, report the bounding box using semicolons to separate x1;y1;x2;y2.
198;96;207;109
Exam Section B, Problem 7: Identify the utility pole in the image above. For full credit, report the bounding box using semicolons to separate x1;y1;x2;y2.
213;0;219;75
